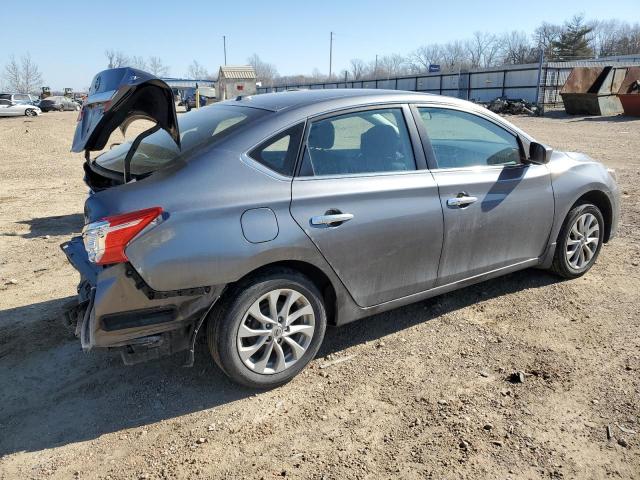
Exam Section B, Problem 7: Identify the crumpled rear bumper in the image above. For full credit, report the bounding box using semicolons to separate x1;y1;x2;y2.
60;235;221;363
61;237;96;350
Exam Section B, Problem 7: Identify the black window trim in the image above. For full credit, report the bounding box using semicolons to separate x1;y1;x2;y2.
247;122;305;177
409;103;528;172
293;103;428;179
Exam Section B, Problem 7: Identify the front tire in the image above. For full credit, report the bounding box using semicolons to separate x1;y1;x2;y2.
25;109;37;117
207;269;327;388
551;203;604;278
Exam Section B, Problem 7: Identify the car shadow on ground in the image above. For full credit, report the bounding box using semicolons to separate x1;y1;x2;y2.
8;213;84;238
0;268;560;456
542;110;637;123
577;114;639;123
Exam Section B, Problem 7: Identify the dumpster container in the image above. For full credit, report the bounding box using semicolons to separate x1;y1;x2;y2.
560;66;625;115
618;67;640;116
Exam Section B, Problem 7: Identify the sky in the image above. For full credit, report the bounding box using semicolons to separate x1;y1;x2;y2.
1;0;638;90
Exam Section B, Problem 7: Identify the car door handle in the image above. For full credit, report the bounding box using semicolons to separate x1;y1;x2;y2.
310;213;354;226
447;195;478;207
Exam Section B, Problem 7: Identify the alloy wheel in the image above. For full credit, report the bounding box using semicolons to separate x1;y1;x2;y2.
565;213;600;270
236;288;315;375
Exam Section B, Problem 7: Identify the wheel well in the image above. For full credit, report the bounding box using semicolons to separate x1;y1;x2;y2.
222;261;338;325
574;190;613;242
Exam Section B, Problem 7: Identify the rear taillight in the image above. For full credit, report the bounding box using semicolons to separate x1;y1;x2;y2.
82;207;163;265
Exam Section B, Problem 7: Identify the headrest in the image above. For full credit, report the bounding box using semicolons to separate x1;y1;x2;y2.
308;121;335;149
360;125;399;158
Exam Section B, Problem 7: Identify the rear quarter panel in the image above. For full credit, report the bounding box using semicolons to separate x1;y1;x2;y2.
109;146;335;293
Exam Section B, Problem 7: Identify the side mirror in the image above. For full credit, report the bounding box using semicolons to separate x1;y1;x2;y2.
528;141;553;164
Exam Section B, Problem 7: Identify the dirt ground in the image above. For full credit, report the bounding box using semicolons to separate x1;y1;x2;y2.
0;110;639;480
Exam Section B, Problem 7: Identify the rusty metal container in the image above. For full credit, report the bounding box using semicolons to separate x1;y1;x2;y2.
617;67;640;116
560;66;625;115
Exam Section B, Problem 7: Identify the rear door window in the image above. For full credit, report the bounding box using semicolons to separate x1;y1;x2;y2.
299;108;415;176
417;107;522;168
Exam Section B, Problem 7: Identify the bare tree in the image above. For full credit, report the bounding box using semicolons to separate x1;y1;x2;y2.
590;19;640;57
311;68;326;82
501;31;538;64
441;41;469;72
409;44;444;72
349;58;367;80
590;20;622;57
466;32;501;68
247;54;279;86
377;54;408;78
3;53;43;93
615;22;640;55
3;56;20;92
105;49;129;69
186;60;209;79
147;56;169;77
534;22;563;57
129;56;147;70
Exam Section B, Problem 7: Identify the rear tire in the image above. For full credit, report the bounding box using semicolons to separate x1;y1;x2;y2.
207;269;327;389
551;203;604;279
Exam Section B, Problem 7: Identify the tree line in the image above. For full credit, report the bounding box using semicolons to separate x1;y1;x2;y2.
90;14;640;88
273;15;640;86
3;14;639;94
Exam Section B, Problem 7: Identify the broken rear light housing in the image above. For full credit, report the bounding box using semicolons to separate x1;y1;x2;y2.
82;207;163;265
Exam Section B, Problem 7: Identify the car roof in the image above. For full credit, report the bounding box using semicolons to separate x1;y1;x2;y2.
223;88;472;113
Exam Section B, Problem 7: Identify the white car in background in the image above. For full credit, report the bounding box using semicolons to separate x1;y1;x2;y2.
0;99;41;117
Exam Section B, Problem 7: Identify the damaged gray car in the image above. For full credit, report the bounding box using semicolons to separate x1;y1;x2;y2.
62;67;620;388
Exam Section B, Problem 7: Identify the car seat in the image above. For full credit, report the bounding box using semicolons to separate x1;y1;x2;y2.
306;121;335;175
359;124;402;172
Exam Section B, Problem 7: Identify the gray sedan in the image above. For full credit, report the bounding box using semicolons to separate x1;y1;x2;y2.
62;68;619;388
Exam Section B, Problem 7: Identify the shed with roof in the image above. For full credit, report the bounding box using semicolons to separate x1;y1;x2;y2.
217;65;257;101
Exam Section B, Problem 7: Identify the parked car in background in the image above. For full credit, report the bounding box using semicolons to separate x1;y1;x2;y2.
0;99;41;117
0;93;39;105
183;86;216;111
63;68;619;388
40;96;81;112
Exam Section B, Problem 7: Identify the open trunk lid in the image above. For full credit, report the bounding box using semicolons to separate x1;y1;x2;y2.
72;67;180;153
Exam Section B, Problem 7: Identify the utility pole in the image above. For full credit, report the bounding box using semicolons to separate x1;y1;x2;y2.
329;31;334;79
535;48;545;111
223;35;227;65
374;54;378;78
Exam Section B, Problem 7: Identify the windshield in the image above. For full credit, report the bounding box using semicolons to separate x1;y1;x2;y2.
95;105;267;175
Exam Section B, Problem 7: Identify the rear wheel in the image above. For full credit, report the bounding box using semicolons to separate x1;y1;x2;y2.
551;203;604;278
207;270;326;388
57;104;64;112
25;109;37;117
